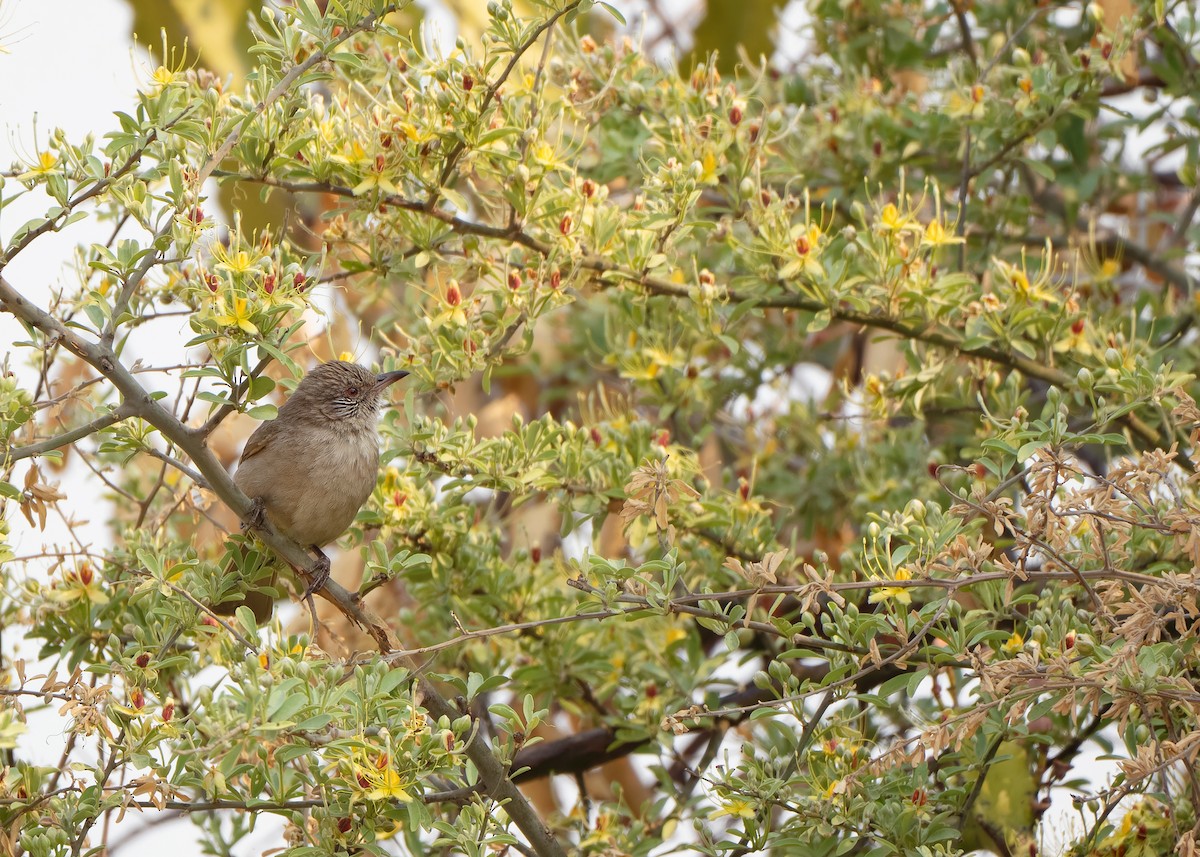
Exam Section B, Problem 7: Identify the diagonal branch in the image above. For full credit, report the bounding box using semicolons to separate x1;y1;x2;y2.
0;272;566;857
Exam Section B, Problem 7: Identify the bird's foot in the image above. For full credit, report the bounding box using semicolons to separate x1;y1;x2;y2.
302;549;331;599
242;497;266;532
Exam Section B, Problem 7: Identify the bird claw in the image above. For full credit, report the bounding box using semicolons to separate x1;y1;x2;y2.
242;497;266;532
302;549;331;600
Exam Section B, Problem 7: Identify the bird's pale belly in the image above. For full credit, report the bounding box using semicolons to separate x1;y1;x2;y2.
235;425;379;548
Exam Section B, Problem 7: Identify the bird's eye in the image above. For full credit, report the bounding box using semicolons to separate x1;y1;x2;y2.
346;386;359;397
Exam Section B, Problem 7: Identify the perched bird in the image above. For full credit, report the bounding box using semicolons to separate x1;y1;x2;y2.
232;360;409;605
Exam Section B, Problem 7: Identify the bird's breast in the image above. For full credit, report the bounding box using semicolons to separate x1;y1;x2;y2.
241;423;381;548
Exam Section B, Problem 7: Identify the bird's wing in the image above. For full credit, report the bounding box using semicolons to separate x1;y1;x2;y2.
239;418;281;463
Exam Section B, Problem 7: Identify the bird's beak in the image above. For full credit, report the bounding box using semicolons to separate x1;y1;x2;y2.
374;369;410;393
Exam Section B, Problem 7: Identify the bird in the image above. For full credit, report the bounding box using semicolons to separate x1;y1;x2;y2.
231;360;409;608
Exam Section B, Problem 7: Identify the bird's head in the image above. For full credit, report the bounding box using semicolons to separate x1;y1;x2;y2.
288;360;409;424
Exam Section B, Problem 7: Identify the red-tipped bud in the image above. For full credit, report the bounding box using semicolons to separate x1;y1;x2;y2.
337;817;353;834
581;178;596;198
795;235;811;256
79;563;94;585
293;272;307;291
263;274;276;295
549;269;562;289
446;282;462;306
1064;630;1076;650
206;274;219;292
135;653;151;669
130;688;145;711
738;478;750;501
559;214;573;235
375;153;386;172
729;103;743;126
507;271;522;290
1071;318;1085;335
162;700;175;722
656;429;670;447
393;491;407;508
531;545;542;564
462;73;474;91
590;427;602;445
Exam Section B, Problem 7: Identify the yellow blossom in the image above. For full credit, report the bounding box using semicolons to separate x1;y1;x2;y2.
214;296;259;335
878;203;917;232
357;761;414;802
710;796;758;819
18;151;61;180
1002;632;1024;655
213;249;263;277
150;65;178;89
922;219;962;248
867;566;913;605
48;573;109;607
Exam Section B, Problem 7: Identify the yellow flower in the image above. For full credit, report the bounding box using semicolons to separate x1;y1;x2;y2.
48;566;110;606
997;257;1059;304
214;296;259;335
359;762;414;802
867;566;913;605
213;250;262;277
1002;632;1024;655
879;203;905;230
710;796;758;819
922;219;962;248
150;65;178;89
1096;258;1121;281
664;625;688;646
18;151;61;180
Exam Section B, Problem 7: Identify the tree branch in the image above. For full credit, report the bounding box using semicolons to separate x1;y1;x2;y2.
4;402;135;461
0;272;566;857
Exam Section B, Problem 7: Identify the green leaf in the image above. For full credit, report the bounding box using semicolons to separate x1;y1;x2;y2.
246;404;278;420
598;2;626;24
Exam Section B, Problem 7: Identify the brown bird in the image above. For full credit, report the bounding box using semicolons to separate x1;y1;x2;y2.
232;360;409;603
